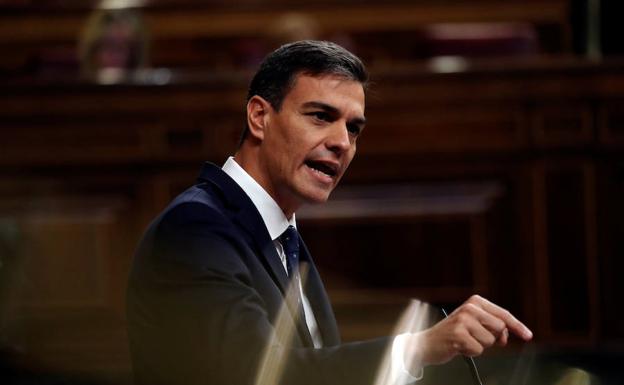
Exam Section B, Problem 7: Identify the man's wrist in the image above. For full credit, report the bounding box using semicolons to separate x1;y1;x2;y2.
392;333;424;382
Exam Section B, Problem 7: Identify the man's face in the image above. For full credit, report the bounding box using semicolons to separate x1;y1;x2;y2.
256;73;366;216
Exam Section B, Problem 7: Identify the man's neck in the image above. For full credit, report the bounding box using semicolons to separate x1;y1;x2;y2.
233;152;297;219
223;156;296;241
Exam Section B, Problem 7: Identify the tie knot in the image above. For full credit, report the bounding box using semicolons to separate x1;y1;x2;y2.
280;225;299;256
280;225;300;277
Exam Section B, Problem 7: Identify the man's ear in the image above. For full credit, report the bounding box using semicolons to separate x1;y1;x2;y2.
246;95;272;141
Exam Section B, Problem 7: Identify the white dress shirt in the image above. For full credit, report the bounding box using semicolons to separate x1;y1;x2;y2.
222;157;421;383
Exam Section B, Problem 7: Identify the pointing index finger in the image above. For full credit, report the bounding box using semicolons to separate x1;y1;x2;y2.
470;295;533;340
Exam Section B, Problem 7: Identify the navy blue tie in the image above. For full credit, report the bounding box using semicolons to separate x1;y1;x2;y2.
279;225;300;279
279;225;317;346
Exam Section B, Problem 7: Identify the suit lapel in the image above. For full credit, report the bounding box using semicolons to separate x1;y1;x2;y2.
300;237;341;346
197;163;289;294
232;205;291;293
197;162;323;348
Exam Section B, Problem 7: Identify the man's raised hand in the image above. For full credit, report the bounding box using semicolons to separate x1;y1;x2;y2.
406;295;533;368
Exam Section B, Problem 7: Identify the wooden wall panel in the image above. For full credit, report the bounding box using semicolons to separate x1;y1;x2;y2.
596;161;624;344
363;103;526;155
0;196;132;375
532;102;594;147
1;59;624;381
599;100;624;148
0;121;160;164
532;161;600;344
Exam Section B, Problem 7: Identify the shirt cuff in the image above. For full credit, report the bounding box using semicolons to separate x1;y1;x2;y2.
391;333;424;384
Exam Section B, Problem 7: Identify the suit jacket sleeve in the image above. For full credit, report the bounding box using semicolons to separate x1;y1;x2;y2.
127;200;391;385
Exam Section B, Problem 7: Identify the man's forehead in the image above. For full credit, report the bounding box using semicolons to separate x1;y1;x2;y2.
286;73;366;109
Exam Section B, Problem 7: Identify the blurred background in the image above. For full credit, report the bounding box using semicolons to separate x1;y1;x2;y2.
1;0;623;384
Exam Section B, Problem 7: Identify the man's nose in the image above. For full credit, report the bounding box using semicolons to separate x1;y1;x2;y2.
326;123;351;154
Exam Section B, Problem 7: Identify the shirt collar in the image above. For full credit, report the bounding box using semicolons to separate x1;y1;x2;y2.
222;156;295;240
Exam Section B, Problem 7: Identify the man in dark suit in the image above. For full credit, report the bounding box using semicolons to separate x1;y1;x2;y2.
127;40;532;385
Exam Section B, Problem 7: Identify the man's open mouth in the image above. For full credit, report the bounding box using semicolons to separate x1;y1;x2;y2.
304;160;338;178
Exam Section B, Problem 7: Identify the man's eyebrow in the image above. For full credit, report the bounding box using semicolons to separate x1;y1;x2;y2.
301;101;366;125
301;101;340;115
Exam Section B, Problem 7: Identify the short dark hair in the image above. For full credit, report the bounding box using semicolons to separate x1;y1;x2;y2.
239;40;368;145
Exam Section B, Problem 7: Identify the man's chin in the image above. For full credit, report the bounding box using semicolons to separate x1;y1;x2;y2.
299;188;333;206
290;177;338;208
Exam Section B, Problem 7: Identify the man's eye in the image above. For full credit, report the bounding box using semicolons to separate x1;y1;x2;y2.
347;124;361;136
309;112;331;122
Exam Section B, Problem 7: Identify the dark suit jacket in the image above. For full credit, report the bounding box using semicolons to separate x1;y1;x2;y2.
127;163;390;385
